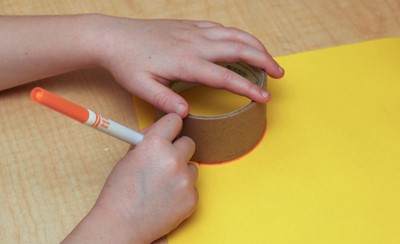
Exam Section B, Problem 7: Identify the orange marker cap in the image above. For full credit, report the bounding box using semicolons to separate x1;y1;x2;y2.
31;87;89;123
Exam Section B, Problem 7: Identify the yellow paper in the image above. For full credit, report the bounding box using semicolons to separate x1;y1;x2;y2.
134;38;400;244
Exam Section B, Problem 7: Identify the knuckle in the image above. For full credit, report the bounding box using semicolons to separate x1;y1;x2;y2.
181;185;198;213
230;41;245;54
153;90;172;109
219;69;235;87
178;173;195;190
144;135;165;147
186;188;199;210
179;176;191;188
189;163;198;176
209;21;224;27
248;82;261;96
167;113;183;125
181;136;196;150
164;153;181;166
175;55;196;77
224;27;240;37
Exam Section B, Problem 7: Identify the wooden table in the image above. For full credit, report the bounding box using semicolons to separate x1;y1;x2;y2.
1;1;399;243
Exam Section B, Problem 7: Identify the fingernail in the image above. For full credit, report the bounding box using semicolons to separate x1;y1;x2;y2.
278;66;284;74
176;103;185;116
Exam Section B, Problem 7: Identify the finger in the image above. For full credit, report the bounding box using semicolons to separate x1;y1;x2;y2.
173;136;196;162
129;74;189;117
204;40;284;78
176;60;271;103
172;136;198;180
201;27;285;78
203;26;267;52
144;113;183;141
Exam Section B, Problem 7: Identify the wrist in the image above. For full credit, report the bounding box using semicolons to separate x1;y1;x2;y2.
71;13;110;69
77;13;124;71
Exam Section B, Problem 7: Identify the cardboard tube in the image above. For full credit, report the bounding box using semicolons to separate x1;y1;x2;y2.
159;63;266;164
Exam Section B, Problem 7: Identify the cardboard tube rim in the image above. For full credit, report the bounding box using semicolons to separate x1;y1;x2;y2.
168;62;267;163
171;63;266;119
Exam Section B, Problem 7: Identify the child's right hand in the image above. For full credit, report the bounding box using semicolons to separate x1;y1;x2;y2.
63;113;198;244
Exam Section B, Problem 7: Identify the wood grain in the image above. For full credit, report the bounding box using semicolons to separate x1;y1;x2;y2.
1;0;399;243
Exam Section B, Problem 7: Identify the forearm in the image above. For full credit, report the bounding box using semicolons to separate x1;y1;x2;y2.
0;14;103;90
62;203;145;244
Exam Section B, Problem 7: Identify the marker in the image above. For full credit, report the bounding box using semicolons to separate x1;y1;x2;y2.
31;87;144;145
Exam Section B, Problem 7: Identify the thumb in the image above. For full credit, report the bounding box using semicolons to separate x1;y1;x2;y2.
142;113;183;142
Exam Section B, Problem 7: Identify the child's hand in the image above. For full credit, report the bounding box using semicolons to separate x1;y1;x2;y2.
1;14;284;116
63;113;198;243
92;15;284;117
